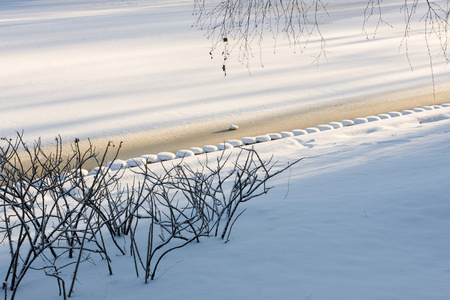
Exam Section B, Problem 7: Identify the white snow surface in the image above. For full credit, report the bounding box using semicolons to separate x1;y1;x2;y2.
2;0;450;299
4;104;450;300
1;0;449;145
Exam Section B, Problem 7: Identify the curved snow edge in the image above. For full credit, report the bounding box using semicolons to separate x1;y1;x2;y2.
93;102;450;175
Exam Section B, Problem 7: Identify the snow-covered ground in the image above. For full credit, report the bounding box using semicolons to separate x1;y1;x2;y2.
4;104;450;300
1;0;450;299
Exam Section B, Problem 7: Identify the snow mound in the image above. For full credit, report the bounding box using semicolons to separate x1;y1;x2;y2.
157;152;176;161
340;120;354;126
353;118;368;124
280;131;295;138
328;122;343;129
316;124;334;131
366;116;381;122
241;137;257;145
268;133;283;140
105;159;127;171
412;108;426;113
202;145;219;153
256;135;271;142
126;157;146;168
141;154;159;163
217;142;234;150
377;113;391;119
422;106;434;110
189;147;204;155
226;139;244;147
305;127;320;133
388;111;402;117
176;150;195;158
292;129;308;136
401;110;414;115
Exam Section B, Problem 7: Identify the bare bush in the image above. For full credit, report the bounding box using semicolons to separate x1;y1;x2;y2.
0;133;302;299
166;149;303;241
127;148;303;282
0;134;125;299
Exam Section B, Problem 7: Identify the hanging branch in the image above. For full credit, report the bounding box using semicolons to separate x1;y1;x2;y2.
193;0;329;74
